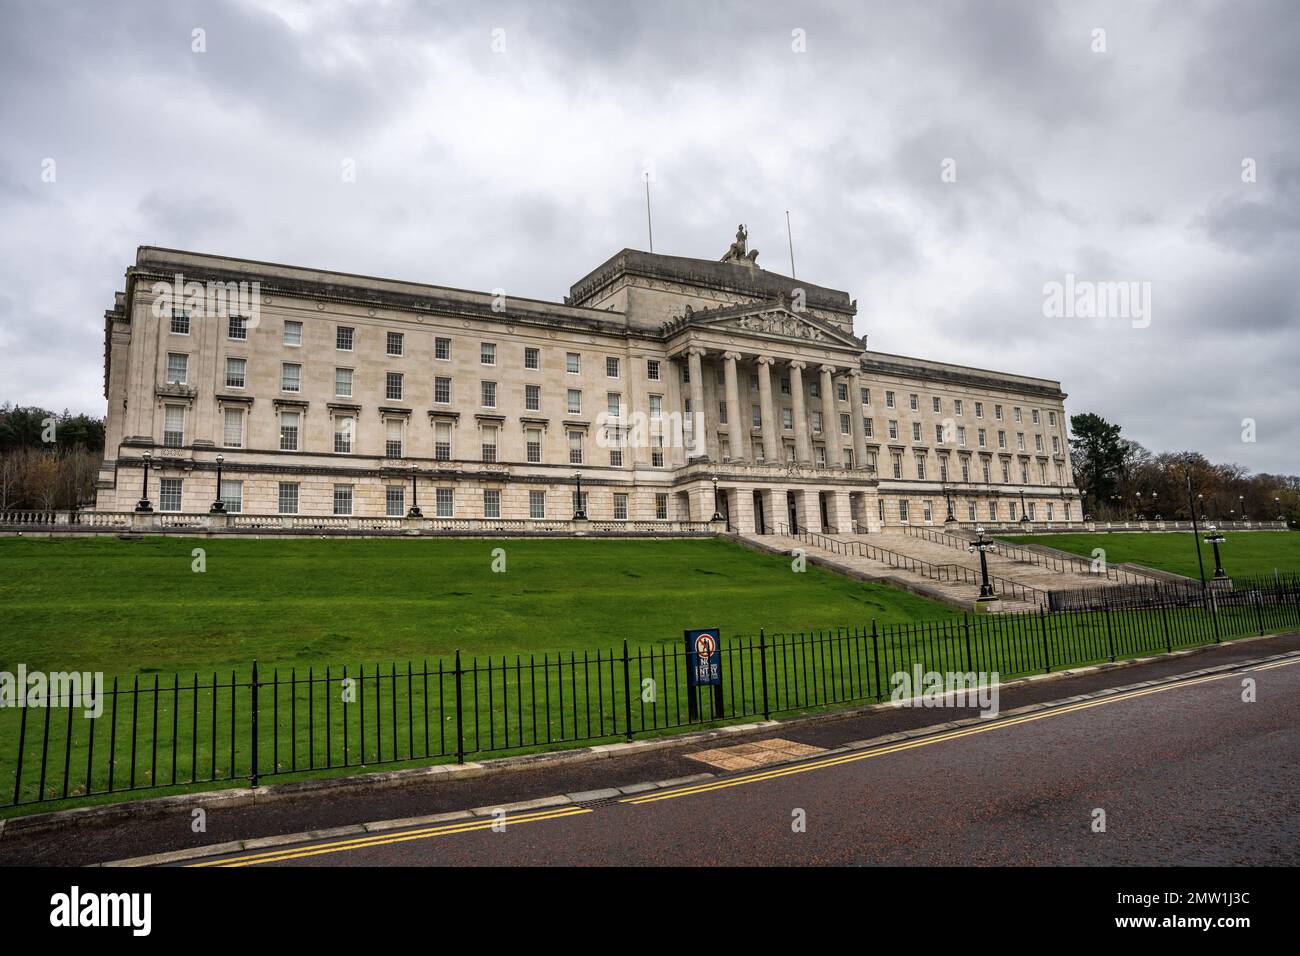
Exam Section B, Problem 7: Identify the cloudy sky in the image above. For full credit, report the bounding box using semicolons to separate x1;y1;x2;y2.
1;0;1296;473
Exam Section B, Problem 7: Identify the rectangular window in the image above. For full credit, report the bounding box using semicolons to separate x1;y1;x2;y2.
899;500;909;523
1032;409;1041;425
909;393;919;411
333;485;353;516
932;396;941;413
916;456;927;480
957;425;967;446
606;356;620;378
954;399;964;416
609;447;623;467
170;310;190;335
719;401;729;425
222;408;244;448
436;488;454;518
565;352;580;374
998;430;1006;449
385;419;403;458
911;422;922;442
888;420;898;440
1052;435;1061;454
1049;410;1057;426
923;500;933;522
163;405;184;447
977;428;987;448
935;423;945;443
647;359;660;381
607;392;621;417
481;381;496;408
655;494;668;520
159;478;183;512
755;405;766;428
526;428;541;464
434;377;451;405
863;419;874;437
386;486;405;517
567;389;582;415
335;367;353;397
885;391;895;408
281;363;301;392
995;404;1004;421
435;337;451;361
649;395;663;419
861;387;871;406
529;490;546;519
481;342;496;365
524;346;540;370
481;425;498;463
166;353;188;385
279;411;300;451
841;413;852;435
386;331;404;356
278;482;299;514
652;435;664;468
435;421;452;461
1035;434;1044;452
283;321;302;347
837;383;849;402
525;384;540;411
228;315;247;340
335;417;354;454
975;402;984;418
613;493;628;521
780;377;791;396
336;326;354;351
783;407;794;430
219;479;242;514
483;489;501;519
386;372;403;401
568;430;583;465
892;454;903;479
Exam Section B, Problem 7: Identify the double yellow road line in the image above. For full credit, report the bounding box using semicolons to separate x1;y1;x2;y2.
189;805;592;867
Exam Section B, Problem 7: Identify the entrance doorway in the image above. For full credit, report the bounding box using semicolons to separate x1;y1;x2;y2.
819;492;830;533
786;491;799;533
750;490;764;534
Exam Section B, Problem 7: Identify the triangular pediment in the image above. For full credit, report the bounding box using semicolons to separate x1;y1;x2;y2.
664;298;864;351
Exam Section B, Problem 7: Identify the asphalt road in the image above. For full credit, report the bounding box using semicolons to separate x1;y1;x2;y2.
191;654;1300;866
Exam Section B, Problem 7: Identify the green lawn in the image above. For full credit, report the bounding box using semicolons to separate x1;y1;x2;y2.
0;536;954;678
999;531;1300;579
2;534;1296;815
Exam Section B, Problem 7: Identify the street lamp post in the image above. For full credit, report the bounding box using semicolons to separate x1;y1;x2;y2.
943;482;956;526
407;463;423;518
1205;525;1227;579
209;454;226;513
710;476;723;522
135;452;154;513
1239;495;1246;521
1018;489;1030;527
968;526;997;601
573;471;587;520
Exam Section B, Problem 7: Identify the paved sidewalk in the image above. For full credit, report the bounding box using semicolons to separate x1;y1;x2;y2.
2;630;1297;866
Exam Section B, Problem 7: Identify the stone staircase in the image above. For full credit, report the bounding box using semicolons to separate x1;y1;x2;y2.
741;523;1151;613
876;527;1151;592
746;527;1045;613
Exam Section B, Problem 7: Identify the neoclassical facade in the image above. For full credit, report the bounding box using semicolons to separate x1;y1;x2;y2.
94;232;1081;533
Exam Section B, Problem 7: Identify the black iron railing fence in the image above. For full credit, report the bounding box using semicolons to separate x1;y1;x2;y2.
4;571;1298;810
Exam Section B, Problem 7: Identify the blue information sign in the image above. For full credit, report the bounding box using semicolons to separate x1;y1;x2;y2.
684;627;722;687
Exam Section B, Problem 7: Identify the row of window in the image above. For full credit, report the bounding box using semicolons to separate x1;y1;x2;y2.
165;478;675;521
886;498;1072;524
881;450;1067;486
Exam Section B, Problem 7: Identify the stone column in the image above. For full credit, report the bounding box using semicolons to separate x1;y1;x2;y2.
755;356;778;463
789;361;812;465
686;347;707;460
820;365;842;467
722;351;745;462
847;369;867;470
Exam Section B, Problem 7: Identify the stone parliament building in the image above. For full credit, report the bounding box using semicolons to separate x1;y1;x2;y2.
94;228;1081;534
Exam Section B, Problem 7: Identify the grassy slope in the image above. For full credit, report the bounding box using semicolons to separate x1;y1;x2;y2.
0;536;955;677
1000;531;1300;579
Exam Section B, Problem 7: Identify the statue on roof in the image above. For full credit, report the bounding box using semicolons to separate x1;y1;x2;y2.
721;224;759;265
